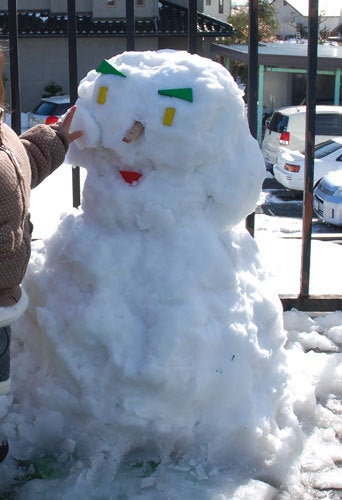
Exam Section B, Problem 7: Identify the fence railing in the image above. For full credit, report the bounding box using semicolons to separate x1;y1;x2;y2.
6;0;342;312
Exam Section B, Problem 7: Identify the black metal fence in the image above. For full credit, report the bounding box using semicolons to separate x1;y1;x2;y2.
6;0;342;312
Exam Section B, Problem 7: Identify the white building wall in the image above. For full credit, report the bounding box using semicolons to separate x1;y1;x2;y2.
93;0;156;19
3;36;158;112
160;0;231;21
273;0;342;38
50;1;92;13
0;0;232;20
0;0;154;16
0;0;89;10
203;0;231;22
319;16;342;33
273;0;306;38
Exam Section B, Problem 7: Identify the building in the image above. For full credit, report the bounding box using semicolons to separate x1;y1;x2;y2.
272;0;342;39
0;1;234;111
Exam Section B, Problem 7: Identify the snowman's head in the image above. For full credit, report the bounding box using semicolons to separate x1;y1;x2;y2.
69;50;264;227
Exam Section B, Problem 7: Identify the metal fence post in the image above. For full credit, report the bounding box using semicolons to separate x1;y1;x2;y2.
8;0;21;134
188;0;197;54
246;0;259;237
126;0;135;51
300;0;318;297
67;0;81;208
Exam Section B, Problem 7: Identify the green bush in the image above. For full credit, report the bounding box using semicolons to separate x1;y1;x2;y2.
42;81;63;97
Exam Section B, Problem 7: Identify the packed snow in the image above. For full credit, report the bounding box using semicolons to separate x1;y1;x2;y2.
0;50;341;499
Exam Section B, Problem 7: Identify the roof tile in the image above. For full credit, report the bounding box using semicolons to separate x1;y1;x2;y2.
0;1;234;38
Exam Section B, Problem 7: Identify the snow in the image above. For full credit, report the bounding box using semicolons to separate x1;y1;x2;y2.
0;50;341;499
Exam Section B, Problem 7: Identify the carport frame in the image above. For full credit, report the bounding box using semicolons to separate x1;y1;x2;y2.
211;42;342;144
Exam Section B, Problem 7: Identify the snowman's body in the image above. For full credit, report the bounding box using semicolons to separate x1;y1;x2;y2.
18;50;300;487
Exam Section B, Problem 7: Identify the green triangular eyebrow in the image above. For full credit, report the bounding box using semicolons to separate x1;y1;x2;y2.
158;88;193;102
96;59;126;78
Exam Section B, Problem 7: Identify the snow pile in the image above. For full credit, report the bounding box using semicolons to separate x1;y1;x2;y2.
284;310;342;499
0;50;303;497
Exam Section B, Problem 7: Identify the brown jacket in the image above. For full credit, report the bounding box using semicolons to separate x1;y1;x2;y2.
0;112;69;306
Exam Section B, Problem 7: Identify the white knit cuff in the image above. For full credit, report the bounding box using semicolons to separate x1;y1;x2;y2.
0;288;29;327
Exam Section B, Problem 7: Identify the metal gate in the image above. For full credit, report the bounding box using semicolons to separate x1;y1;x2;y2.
5;0;342;312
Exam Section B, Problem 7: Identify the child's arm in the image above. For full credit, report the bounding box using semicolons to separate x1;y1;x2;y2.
20;106;82;189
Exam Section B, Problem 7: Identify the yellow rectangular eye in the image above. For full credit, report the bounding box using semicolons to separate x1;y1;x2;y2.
163;107;175;126
97;86;108;104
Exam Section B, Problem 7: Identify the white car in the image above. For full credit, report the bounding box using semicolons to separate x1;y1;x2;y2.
28;95;70;128
313;170;342;227
262;105;342;170
273;138;342;191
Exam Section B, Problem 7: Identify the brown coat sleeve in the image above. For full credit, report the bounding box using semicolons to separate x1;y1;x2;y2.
20;123;69;188
0;122;70;306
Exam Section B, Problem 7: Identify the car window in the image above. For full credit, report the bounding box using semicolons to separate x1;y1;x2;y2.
316;113;342;136
55;103;70;115
314;140;342;159
32;102;58;115
268;112;289;133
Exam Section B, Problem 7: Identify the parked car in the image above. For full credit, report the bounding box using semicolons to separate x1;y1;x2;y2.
313;170;342;226
273;137;342;191
28;95;70;128
262;105;342;170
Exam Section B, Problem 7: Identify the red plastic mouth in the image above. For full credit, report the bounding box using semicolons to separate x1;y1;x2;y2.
119;170;142;184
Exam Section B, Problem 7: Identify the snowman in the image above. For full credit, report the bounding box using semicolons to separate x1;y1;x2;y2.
7;50;301;494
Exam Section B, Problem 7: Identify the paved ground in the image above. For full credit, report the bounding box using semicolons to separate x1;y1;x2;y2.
259;177;341;235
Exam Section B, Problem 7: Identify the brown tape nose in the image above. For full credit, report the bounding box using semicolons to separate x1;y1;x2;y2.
122;121;144;143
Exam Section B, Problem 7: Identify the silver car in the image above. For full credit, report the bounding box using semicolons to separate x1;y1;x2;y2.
313;170;342;227
28;95;70;128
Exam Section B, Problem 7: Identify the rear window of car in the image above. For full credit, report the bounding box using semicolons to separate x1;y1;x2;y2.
54;103;70;115
316;113;342;136
314;140;342;159
268;112;289;133
32;102;59;116
32;101;70;116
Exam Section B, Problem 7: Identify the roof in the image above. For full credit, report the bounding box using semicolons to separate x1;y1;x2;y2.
330;23;342;40
0;1;234;38
212;42;342;71
280;0;342;18
273;105;342;115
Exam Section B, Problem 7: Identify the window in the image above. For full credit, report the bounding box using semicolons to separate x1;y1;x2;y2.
206;0;212;5
136;0;144;5
107;0;115;6
315;114;342;136
314;140;342;159
269;112;289;133
219;0;223;14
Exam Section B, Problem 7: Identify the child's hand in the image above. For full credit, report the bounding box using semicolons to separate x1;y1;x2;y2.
61;105;83;143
